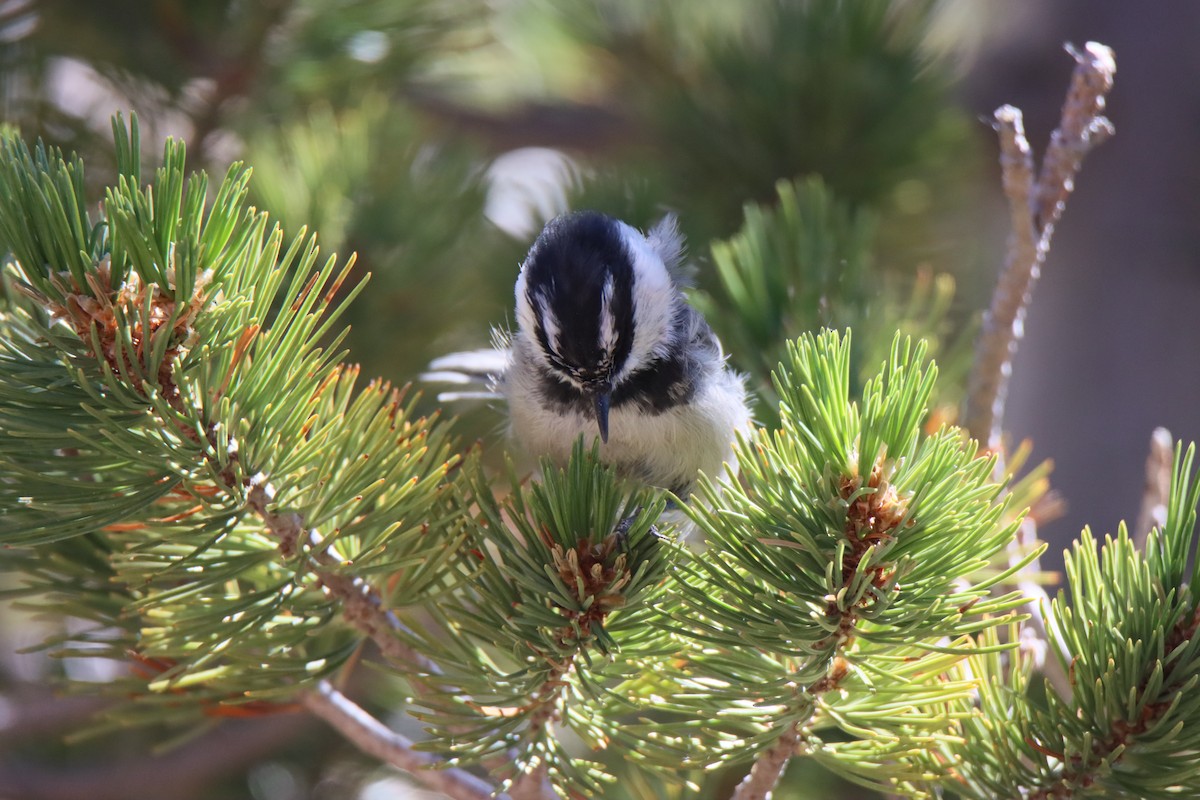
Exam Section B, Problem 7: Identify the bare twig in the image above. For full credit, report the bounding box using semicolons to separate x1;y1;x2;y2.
1033;43;1118;232
964;104;1039;450
731;723;801;800
302;681;502;800
965;42;1116;450
965;41;1116;702
1135;427;1174;548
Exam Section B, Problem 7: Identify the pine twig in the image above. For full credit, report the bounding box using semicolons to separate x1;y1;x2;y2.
249;481;555;800
505;665;568;800
965;42;1116;449
245;476;439;675
508;764;551;800
1135;427;1174;549
731;723;801;800
1033;43;1119;233
302;681;502;800
965;102;1037;451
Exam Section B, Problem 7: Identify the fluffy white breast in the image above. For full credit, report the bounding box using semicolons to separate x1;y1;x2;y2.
505;335;751;495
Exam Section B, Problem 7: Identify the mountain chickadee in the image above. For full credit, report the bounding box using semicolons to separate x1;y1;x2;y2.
429;211;751;498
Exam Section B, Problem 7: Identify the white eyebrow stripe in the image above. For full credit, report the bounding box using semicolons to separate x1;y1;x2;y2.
598;275;617;355
536;291;562;355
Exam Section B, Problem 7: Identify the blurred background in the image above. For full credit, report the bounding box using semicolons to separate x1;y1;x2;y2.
1;0;1198;797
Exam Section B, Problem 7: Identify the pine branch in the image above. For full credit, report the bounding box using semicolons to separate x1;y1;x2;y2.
944;443;1200;799
0;116;465;725
697;177;876;414
407;443;673;798
965;42;1116;449
302;681;501;800
244;477;438;675
0;113;561;799
617;332;1029;797
251;468;553;798
699;177;974;427
7;23;1192;800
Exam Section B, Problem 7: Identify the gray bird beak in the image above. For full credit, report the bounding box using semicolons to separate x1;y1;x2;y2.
593;390;611;443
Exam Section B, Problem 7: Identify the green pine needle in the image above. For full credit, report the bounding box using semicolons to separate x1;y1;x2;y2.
0;116;463;724
408;441;675;797
620;329;1023;792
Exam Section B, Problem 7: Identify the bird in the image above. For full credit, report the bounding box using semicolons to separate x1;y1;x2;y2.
427;211;751;499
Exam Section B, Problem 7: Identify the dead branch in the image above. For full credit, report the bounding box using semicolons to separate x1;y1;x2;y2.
1135;427;1174;548
965;42;1116;450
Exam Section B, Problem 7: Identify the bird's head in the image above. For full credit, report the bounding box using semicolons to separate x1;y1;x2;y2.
514;211;684;442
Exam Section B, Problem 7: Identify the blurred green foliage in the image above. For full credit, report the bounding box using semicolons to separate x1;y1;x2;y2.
0;0;987;390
